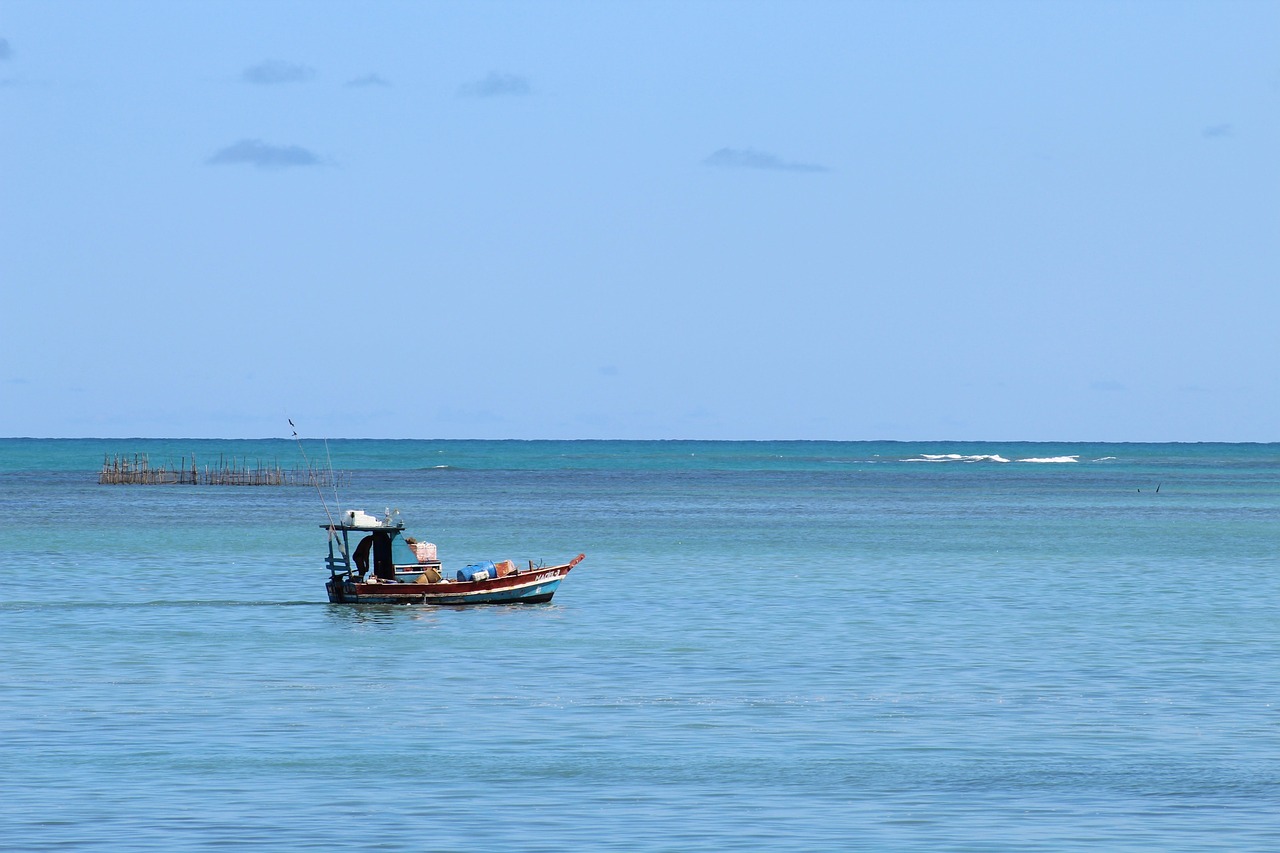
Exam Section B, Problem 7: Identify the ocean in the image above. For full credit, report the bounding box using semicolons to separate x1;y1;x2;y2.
1;439;1277;851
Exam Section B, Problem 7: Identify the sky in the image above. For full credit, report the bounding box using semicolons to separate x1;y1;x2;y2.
1;0;1277;441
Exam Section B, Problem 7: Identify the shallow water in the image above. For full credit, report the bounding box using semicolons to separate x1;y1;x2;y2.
1;440;1278;850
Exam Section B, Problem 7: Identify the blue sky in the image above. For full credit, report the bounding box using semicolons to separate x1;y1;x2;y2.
2;1;1277;440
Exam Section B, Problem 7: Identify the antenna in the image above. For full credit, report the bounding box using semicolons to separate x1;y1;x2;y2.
290;419;339;531
323;436;341;516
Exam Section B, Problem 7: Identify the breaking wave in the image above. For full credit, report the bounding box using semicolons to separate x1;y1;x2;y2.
904;454;1011;463
902;453;1084;465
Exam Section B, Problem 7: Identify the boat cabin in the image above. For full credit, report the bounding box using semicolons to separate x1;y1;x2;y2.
323;509;443;584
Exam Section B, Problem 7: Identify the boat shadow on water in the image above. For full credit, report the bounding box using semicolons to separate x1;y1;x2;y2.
322;600;570;627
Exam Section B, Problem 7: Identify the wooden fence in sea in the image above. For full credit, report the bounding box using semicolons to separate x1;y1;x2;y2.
99;453;348;487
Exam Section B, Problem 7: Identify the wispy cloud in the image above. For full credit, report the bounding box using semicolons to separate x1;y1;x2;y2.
345;73;391;88
206;139;321;170
1202;123;1233;139
243;60;315;85
0;38;12;61
704;147;829;173
458;72;531;98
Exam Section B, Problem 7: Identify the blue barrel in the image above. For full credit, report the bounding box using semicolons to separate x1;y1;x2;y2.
456;561;496;582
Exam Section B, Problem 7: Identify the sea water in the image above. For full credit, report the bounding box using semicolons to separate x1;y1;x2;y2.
1;439;1278;851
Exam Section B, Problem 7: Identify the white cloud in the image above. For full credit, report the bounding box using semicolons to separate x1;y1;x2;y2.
345;73;391;88
458;72;531;98
206;139;321;169
703;147;828;173
243;60;315;85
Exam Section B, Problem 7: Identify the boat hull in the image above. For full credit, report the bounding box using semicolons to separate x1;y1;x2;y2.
326;560;577;605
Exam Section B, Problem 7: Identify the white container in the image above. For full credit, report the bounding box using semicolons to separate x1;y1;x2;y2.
412;542;438;562
344;509;380;528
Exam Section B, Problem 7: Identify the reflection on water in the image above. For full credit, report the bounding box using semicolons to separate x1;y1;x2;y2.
323;601;439;627
322;600;569;628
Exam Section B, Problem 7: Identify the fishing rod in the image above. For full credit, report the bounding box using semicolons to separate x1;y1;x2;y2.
290;419;341;537
323;436;341;519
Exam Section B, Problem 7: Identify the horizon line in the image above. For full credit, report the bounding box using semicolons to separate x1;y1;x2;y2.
2;436;1276;445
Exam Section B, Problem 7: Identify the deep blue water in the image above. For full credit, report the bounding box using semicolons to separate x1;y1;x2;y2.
1;440;1278;850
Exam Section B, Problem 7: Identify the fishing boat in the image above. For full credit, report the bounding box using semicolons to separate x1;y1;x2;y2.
322;508;584;605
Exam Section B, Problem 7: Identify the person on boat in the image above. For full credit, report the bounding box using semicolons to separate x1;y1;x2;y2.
370;531;395;581
353;534;374;577
353;532;395;581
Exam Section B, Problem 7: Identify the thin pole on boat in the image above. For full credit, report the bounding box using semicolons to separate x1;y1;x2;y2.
323;436;341;516
290;419;339;533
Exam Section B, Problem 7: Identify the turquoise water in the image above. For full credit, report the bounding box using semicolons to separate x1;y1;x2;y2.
1;440;1278;850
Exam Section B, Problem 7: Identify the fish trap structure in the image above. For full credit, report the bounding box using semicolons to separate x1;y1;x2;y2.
99;453;348;487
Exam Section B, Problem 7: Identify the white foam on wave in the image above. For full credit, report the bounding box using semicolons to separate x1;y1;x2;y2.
1016;456;1079;464
904;454;1011;463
